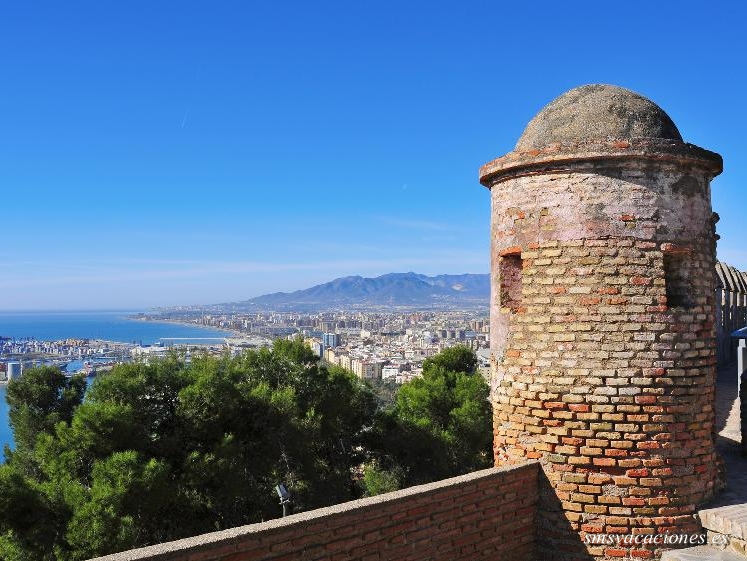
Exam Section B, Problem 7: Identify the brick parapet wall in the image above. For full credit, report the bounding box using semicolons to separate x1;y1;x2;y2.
89;463;539;561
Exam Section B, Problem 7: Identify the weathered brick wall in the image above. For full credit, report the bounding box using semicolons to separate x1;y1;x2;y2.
89;463;539;561
484;153;722;560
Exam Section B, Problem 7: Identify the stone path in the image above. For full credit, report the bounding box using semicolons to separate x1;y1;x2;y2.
660;364;747;560
710;361;747;507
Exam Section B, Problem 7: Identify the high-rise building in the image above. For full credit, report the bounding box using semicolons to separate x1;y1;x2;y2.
322;332;341;349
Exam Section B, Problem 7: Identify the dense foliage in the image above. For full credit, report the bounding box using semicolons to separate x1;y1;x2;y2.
0;342;491;560
362;345;492;493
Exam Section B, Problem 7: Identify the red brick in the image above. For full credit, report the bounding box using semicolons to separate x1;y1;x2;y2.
569;404;590;412
500;245;522;256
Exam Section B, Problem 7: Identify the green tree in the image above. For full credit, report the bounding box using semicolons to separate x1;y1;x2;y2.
63;452;172;561
361;461;403;496
367;377;399;408
0;340;378;559
0;342;491;558
5;366;86;454
421;345;477;375
0;464;57;560
364;346;491;494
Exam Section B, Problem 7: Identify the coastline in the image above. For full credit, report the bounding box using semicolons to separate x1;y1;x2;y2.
0;310;238;346
128;316;245;339
1;315;249;381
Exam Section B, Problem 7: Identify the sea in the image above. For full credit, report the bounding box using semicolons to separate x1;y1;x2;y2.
0;310;232;459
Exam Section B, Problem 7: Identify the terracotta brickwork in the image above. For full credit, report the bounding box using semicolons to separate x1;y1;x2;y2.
480;85;724;560
90;464;539;561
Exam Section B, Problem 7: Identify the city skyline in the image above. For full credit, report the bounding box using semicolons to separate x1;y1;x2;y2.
2;1;746;310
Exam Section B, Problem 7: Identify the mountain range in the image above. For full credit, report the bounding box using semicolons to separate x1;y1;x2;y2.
216;272;490;312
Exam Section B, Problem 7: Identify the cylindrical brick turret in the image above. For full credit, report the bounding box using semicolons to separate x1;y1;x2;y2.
480;85;723;560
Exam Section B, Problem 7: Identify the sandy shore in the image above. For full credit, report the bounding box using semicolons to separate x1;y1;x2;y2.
129;316;245;338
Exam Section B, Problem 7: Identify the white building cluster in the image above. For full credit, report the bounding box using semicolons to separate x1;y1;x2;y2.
300;311;490;383
131;310;491;383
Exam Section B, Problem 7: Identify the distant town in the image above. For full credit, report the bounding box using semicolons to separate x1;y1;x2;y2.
0;309;491;383
0;337;135;379
142;309;492;383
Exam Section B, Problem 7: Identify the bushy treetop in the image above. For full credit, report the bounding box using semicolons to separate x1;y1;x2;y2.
0;342;491;560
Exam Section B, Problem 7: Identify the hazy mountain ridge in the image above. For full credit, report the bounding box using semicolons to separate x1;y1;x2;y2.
219;272;490;311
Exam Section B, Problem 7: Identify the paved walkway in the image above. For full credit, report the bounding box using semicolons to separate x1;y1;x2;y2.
709;361;747;507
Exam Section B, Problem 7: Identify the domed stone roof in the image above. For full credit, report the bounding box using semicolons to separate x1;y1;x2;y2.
515;84;683;151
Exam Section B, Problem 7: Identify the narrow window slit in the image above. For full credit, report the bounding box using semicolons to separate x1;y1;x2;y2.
500;254;522;312
664;252;692;309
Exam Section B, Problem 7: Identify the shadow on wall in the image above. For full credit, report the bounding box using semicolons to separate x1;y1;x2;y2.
704;360;747;509
537;469;596;561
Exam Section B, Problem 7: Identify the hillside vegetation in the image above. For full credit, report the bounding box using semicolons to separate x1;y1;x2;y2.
0;341;491;560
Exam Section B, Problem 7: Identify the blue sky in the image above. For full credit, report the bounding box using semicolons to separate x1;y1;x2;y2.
1;1;745;310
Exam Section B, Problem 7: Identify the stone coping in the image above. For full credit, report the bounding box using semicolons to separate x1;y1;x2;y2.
699;504;747;541
88;461;539;561
479;138;723;186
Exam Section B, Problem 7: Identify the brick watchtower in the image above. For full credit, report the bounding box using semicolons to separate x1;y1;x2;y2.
479;85;723;560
